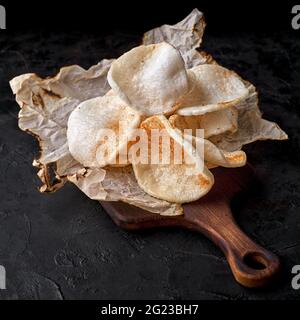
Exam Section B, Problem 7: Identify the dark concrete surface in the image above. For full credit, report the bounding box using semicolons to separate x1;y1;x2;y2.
0;29;300;300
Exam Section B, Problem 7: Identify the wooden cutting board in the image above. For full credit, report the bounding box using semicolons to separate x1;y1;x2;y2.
100;164;280;288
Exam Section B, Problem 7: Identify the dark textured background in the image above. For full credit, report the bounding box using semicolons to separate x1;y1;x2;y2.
0;2;300;300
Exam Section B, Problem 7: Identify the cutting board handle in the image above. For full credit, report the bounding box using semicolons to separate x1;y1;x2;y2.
183;194;281;288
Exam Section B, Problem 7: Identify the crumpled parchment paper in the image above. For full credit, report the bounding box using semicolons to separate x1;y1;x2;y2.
10;8;287;216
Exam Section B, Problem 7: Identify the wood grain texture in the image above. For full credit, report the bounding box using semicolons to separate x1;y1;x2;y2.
100;164;281;288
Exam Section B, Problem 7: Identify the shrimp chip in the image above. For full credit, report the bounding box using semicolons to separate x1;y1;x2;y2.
169;107;238;139
177;64;248;116
132;115;214;203
194;137;247;168
67;94;141;167
107;42;190;116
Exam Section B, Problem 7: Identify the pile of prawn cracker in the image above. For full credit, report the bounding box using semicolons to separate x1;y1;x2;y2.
10;9;287;216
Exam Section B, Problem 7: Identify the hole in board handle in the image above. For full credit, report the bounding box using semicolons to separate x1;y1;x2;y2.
243;252;268;270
